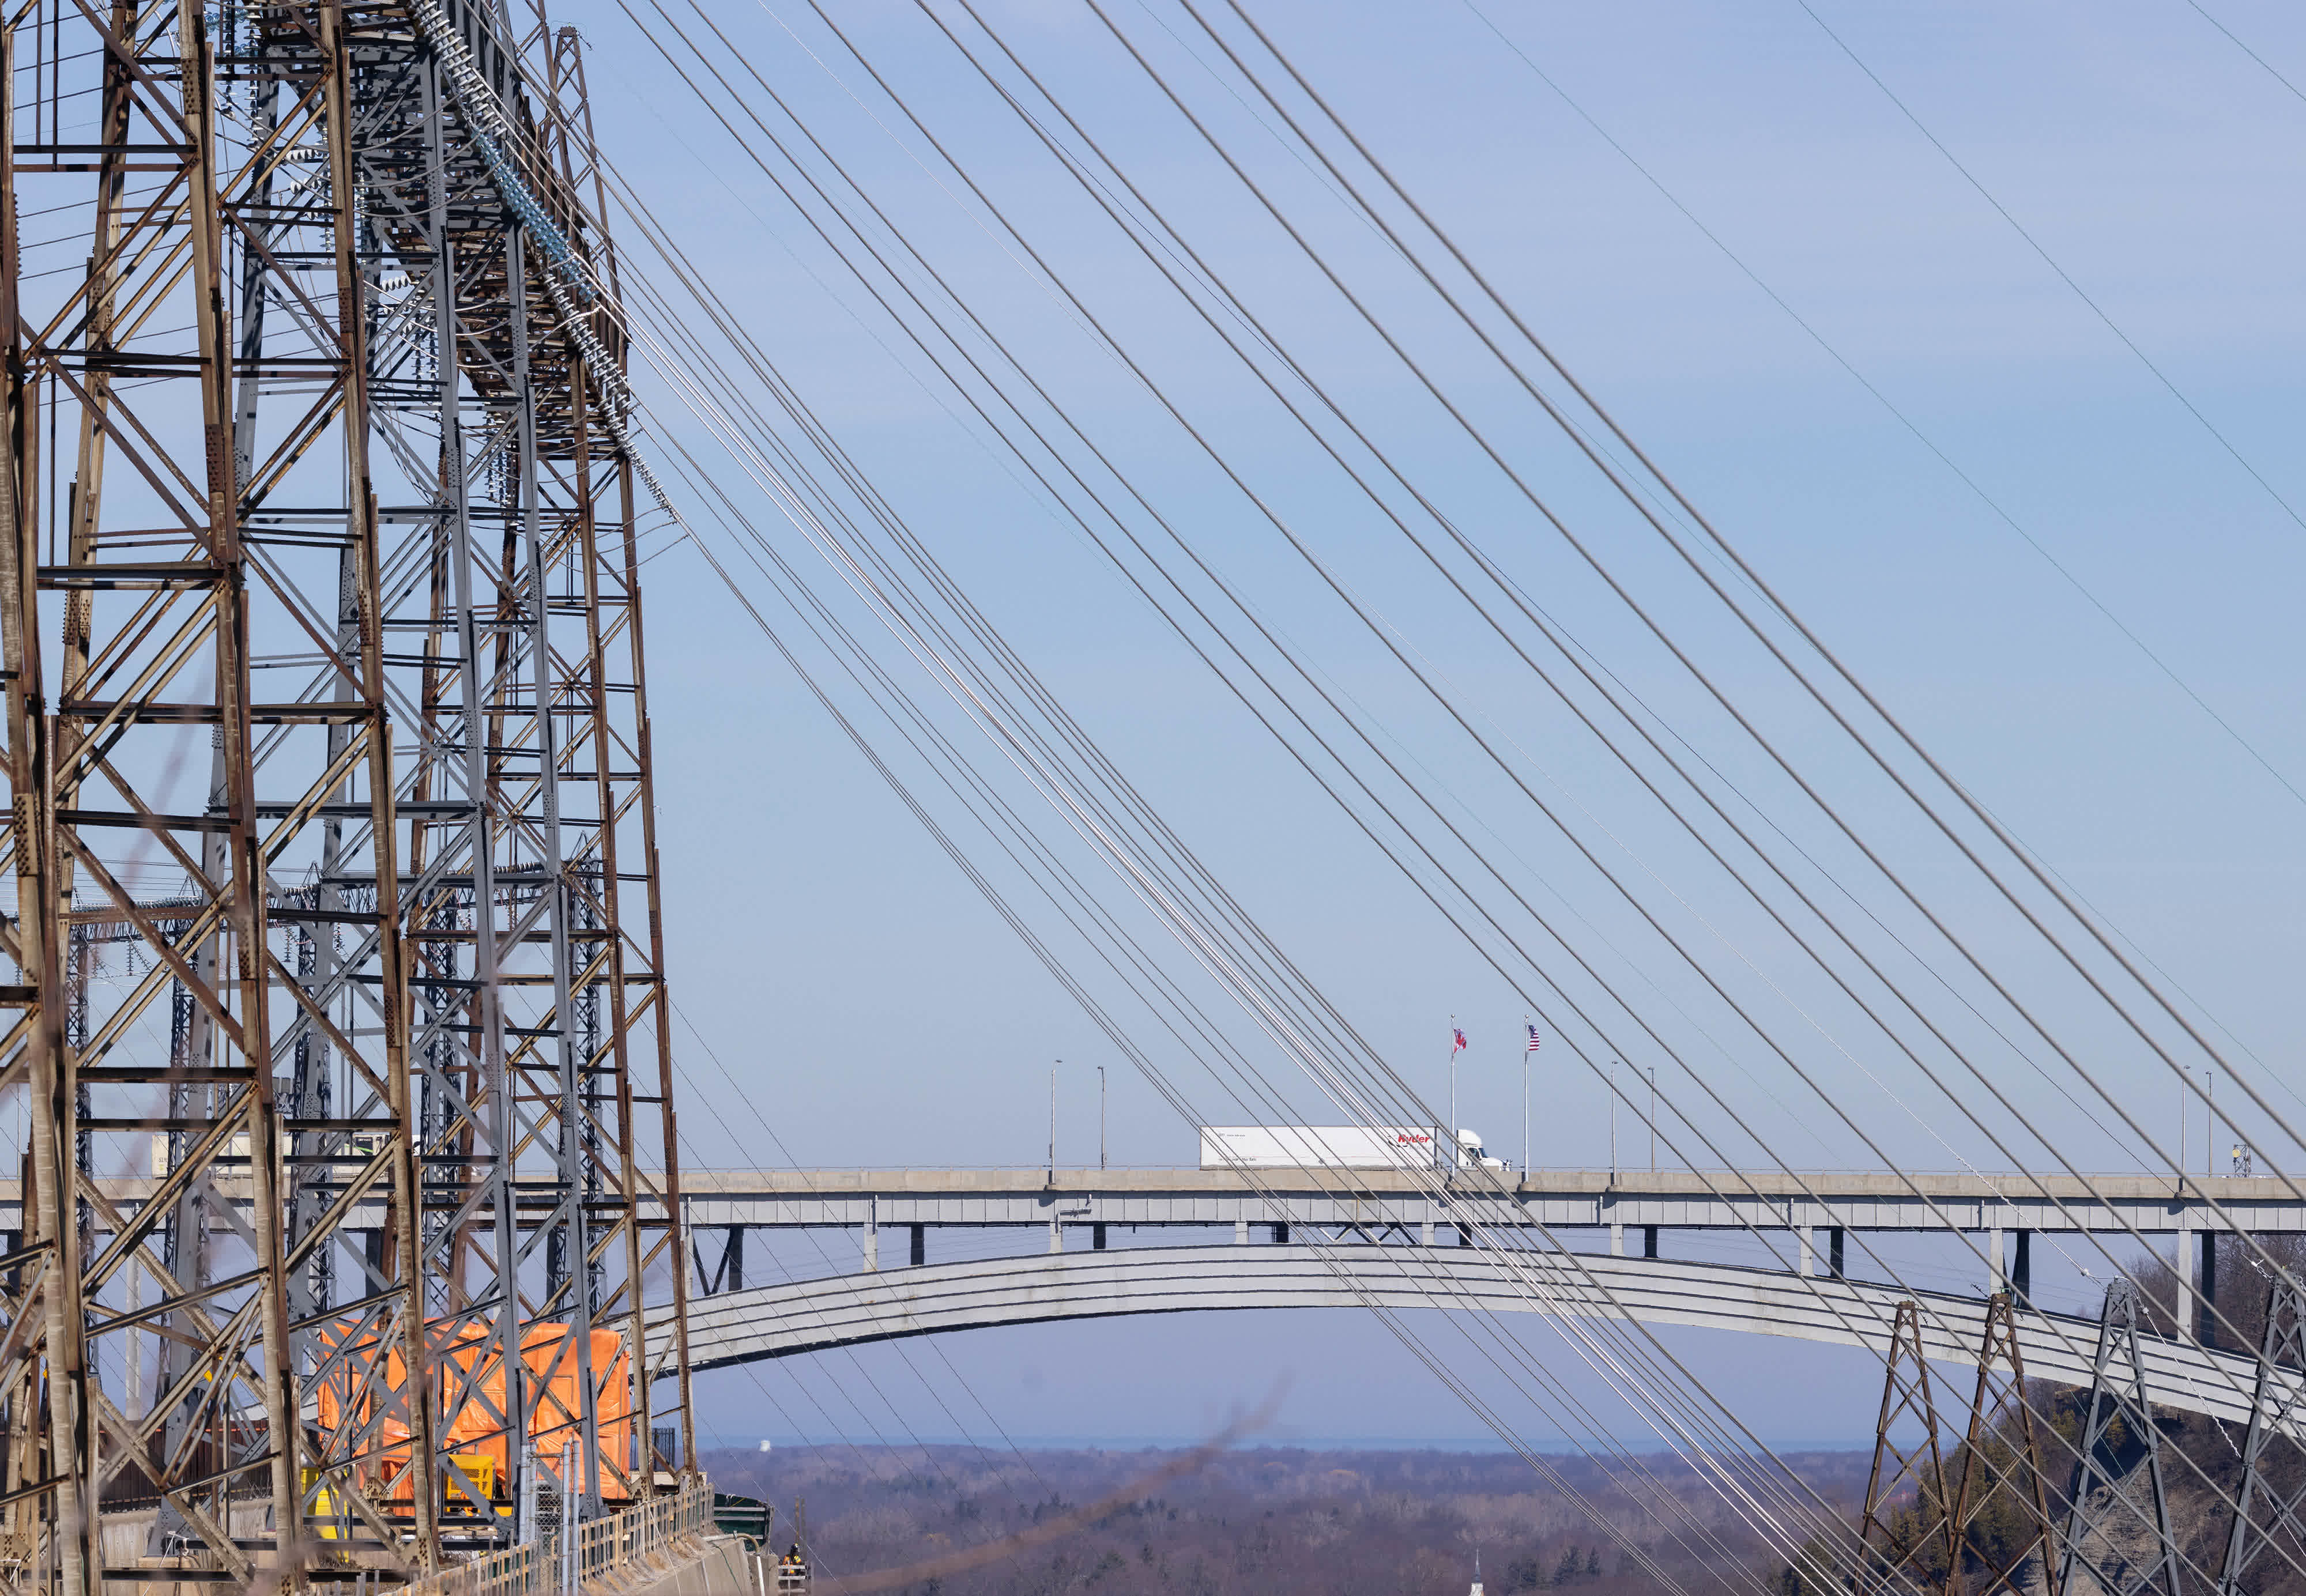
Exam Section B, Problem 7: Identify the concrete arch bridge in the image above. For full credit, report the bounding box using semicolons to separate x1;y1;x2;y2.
649;1240;2299;1433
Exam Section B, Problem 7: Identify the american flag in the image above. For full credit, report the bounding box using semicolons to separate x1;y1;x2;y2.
1525;1025;1542;1054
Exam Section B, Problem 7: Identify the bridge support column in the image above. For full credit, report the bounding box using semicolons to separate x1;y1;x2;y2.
1092;1223;1107;1251
909;1225;925;1268
1798;1228;1813;1277
1049;1213;1063;1254
2013;1229;2030;1307
863;1200;879;1273
1988;1227;2005;1295
1829;1227;1844;1280
1610;1224;1624;1257
2175;1216;2194;1341
1272;1223;1287;1244
2198;1227;2217;1345
727;1227;745;1292
1420;1217;1434;1247
1235;1219;1249;1245
1642;1225;1658;1260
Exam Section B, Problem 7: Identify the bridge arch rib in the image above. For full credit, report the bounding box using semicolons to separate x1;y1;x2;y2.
660;1244;2289;1429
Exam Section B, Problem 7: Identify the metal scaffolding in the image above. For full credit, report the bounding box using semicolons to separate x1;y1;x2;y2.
0;0;691;1583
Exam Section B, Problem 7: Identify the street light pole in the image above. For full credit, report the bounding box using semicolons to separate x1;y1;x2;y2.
1608;1059;1618;1181
1049;1061;1058;1184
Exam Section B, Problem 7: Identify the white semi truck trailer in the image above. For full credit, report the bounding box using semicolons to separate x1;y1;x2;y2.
1197;1125;1507;1171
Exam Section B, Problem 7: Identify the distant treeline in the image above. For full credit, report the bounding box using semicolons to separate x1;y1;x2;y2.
704;1444;1875;1596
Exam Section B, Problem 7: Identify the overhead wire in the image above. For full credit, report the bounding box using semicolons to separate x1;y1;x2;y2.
1184;0;2306;1242
942;0;2167;1226
535;3;2306;1586
590;47;1872;1559
2186;1;2306;106
1084;0;2306;1485
628;395;1750;1593
992;0;2288;1531
590;31;2002;1577
1789;0;2306;535
853;0;2306;1420
1038;12;2306;1559
1456;0;2306;817
623;0;2131;1512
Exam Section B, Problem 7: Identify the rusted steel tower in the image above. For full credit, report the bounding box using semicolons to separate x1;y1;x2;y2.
0;0;691;1583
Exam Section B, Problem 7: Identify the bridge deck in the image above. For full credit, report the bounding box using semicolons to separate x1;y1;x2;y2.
7;1168;2282;1238
677;1167;2295;1235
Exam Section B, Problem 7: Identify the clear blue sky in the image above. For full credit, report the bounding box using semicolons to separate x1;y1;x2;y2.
564;0;2306;1448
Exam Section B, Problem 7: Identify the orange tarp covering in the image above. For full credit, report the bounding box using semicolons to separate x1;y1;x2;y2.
316;1320;633;1506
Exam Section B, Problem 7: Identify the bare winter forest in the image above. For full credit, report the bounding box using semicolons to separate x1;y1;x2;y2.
704;1445;1877;1596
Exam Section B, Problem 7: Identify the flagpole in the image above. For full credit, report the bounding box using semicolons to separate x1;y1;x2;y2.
1522;1016;1531;1180
1448;1014;1457;1179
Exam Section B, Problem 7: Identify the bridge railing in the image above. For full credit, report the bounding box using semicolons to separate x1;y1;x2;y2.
393;1474;715;1596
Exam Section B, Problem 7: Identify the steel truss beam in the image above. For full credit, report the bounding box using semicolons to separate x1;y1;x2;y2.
2056;1281;2182;1596
0;0;689;1586
1860;1299;1959;1596
2219;1279;2306;1596
1855;1293;2062;1596
1946;1292;2061;1596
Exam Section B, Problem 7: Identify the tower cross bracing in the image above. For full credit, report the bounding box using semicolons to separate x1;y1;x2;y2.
0;0;692;1586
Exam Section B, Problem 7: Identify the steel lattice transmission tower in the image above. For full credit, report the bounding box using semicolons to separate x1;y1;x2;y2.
0;0;695;1582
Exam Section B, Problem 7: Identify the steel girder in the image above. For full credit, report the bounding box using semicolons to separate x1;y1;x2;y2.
0;0;688;1586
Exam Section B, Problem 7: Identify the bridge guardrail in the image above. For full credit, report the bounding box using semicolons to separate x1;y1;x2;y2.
394;1474;714;1596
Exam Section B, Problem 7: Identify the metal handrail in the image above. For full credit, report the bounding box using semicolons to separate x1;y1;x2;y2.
396;1474;715;1596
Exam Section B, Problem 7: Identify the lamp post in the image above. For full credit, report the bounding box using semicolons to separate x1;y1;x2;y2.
1608;1059;1618;1181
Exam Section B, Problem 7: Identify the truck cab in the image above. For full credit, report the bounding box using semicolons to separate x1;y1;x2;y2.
1455;1129;1508;1171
